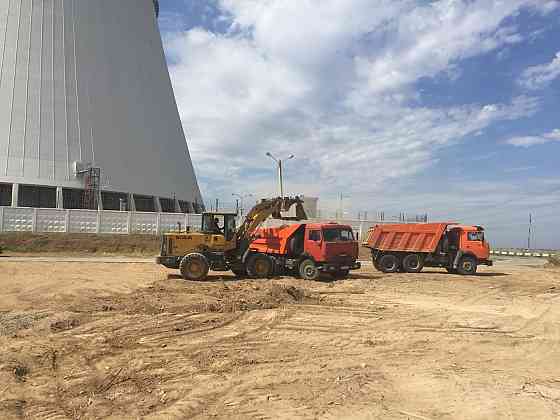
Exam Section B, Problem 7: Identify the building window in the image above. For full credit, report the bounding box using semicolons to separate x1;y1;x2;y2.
62;188;86;209
178;200;192;213
18;185;57;208
134;194;156;212
102;191;129;211
0;183;12;206
160;198;176;213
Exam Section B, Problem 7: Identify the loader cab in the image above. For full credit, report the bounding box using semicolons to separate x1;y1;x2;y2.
201;212;237;241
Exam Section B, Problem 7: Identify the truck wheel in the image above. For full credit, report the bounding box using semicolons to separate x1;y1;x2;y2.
180;253;210;281
402;254;424;273
247;254;274;278
445;267;457;274
299;259;320;281
378;254;399;273
457;255;477;275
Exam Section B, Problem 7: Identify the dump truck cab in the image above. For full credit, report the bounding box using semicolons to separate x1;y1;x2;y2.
448;225;492;267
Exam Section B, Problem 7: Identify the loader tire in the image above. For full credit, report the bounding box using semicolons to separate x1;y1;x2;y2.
299;259;320;281
247;254;274;278
378;254;399;273
180;253;209;281
402;254;424;273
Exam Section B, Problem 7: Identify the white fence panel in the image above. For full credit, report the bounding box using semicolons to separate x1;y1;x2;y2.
99;211;129;234
68;210;98;233
36;209;67;233
186;214;202;230
160;213;187;233
131;212;158;235
2;207;34;232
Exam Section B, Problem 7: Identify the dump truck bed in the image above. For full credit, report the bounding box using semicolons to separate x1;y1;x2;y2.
363;223;450;253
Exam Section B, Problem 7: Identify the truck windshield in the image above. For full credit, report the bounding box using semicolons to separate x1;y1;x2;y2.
323;228;354;242
468;231;484;241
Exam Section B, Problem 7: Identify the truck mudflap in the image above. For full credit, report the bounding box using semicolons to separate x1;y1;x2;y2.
318;261;361;272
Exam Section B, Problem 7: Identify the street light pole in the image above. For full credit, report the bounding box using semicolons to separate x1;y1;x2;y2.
232;193;253;216
266;152;294;198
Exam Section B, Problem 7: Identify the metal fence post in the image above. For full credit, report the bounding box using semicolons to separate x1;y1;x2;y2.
127;211;132;234
96;210;101;234
156;212;161;235
65;209;70;233
32;208;38;233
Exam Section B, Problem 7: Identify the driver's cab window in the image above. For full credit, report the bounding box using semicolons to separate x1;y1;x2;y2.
468;231;484;242
203;214;225;234
309;230;321;242
225;215;236;241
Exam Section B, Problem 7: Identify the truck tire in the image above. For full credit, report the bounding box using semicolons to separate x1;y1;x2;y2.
247;254;274;278
445;267;458;274
378;254;399;273
180;253;210;281
299;259;320;281
402;254;424;273
457;255;477;275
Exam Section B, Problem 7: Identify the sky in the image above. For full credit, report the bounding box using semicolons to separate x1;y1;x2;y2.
157;0;560;249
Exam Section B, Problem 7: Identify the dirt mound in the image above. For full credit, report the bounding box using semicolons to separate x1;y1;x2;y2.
0;232;159;256
546;254;560;269
87;279;319;316
0;311;49;336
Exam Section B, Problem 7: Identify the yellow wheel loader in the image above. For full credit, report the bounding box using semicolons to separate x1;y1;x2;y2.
156;197;307;281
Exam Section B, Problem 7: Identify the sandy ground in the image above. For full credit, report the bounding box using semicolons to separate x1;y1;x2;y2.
1;257;559;419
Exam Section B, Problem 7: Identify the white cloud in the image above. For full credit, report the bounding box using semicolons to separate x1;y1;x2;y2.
506;129;560;147
165;0;546;205
519;52;560;90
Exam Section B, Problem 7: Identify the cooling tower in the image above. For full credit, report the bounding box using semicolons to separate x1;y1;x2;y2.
0;0;203;213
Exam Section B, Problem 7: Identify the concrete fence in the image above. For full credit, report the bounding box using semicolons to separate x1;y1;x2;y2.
0;206;202;235
490;249;557;258
0;206;386;238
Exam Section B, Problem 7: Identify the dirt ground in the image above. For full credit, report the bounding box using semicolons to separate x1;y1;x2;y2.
1;257;559;419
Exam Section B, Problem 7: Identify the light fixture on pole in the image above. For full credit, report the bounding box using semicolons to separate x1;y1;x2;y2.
266;152;294;198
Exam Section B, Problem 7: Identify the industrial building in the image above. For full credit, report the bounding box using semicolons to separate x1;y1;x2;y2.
0;0;203;213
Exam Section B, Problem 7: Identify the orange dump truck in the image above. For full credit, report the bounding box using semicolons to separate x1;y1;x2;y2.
363;223;492;275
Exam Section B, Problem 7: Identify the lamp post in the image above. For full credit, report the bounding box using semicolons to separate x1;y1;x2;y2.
266;152;294;198
232;193;254;216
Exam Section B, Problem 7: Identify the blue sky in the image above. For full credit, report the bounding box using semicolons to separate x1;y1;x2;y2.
157;0;560;248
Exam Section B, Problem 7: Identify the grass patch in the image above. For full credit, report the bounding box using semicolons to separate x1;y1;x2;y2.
0;233;160;256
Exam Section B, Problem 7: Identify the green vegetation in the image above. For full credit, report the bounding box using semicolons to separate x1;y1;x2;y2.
0;233;159;256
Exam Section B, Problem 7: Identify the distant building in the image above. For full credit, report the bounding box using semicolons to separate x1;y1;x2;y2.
0;0;202;213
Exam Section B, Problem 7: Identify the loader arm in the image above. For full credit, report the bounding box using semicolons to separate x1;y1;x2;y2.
235;197;307;252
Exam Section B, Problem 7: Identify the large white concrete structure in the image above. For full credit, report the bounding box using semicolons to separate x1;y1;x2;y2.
0;0;203;213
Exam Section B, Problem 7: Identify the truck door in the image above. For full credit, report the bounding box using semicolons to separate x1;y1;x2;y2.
305;228;323;261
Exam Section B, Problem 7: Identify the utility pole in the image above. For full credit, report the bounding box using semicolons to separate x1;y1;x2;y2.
528;213;532;249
